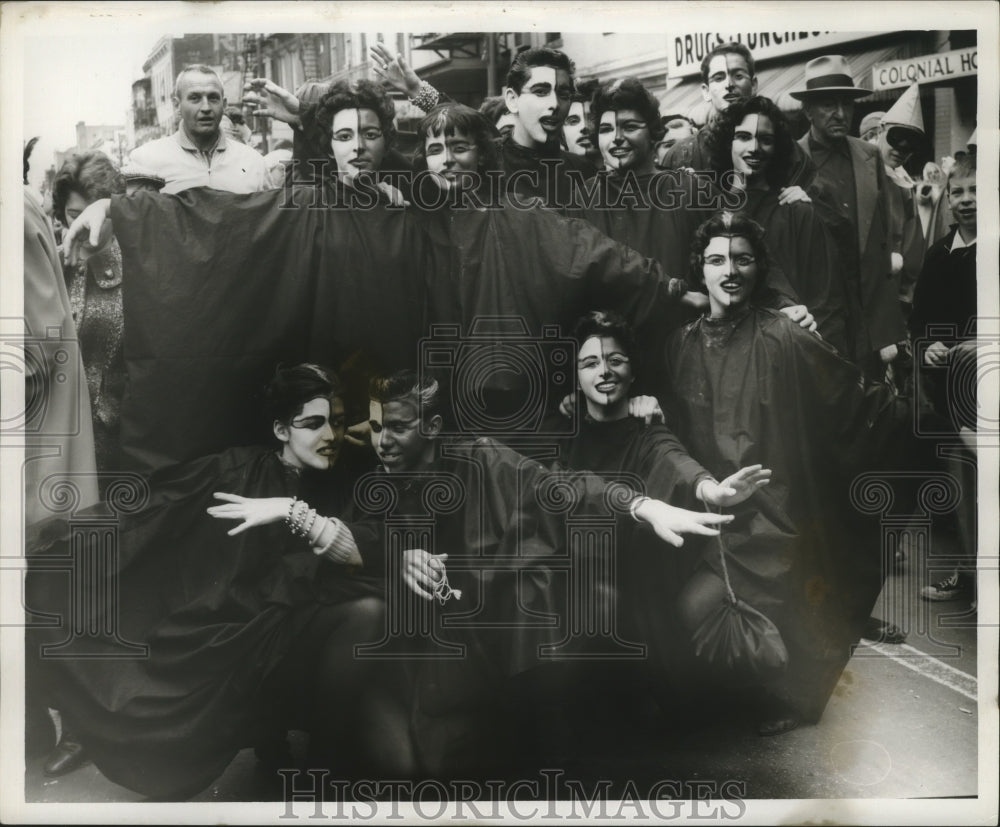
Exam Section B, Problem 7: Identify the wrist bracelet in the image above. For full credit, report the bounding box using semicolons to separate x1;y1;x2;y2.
301;508;318;539
410;81;439;112
629;495;651;523
284;496;298;527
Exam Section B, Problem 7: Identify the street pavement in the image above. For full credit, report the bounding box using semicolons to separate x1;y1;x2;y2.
20;521;986;808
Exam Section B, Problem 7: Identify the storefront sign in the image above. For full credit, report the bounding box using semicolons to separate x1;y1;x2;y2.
667;31;874;78
872;47;977;91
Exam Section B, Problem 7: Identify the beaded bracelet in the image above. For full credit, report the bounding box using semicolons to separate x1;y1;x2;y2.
290;501;309;537
284;496;298;528
302;508;319;538
410;81;439;112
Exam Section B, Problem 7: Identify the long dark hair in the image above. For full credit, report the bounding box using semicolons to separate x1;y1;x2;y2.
705;96;795;190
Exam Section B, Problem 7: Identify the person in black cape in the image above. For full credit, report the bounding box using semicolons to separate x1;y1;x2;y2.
663;212;911;735
355;369;736;778
701;95;852;356
25;364;412;799
542;309;771;749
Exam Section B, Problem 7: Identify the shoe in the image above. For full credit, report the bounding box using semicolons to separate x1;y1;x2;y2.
921;571;971;602
43;737;89;777
860;616;906;644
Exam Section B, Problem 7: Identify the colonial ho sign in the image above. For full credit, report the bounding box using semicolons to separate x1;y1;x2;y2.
872;47;978;91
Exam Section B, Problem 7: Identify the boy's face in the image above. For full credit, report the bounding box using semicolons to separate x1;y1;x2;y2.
505;65;573;146
947;174;977;234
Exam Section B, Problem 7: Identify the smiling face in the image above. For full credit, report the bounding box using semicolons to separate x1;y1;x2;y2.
329;108;387;186
576;335;634;420
563;101;592;155
504;65;573;147
702;235;759;318
274;396;345;471
701;54;757;114
947;175;977;236
731;112;776;183
424;127;481;193
598;108;655;175
369;399;439;472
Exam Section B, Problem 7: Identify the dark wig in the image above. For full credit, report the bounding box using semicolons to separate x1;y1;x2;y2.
689;211;771;303
312;79;397;157
414;103;501;172
506;47;575;95
705;95;795;190
572;309;641;371
263;363;343;429
51;151;125;225
591;77;665;142
572;77;599;105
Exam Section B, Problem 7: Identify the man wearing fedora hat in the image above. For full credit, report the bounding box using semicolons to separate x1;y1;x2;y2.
793;55;906;377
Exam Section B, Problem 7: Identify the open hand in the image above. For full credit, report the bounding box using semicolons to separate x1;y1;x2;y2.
207;493;292;536
243;77;302;126
370;42;422;97
697;464;771;507
634;498;734;547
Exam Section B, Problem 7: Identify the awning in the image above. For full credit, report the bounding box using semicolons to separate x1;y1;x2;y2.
659;37;925;124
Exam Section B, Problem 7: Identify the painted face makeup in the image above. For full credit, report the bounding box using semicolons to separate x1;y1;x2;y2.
276;396;346;471
701;54;757;113
562;101;592;156
424;127;481;192
702;235;759;318
731;113;776;183
330;108;387;186
597;109;655;174
576;335;634;420
506;65;573;147
369;399;431;472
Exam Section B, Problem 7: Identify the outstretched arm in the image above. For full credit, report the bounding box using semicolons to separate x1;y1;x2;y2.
208;492;363;565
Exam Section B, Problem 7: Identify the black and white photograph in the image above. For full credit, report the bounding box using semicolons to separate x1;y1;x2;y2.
2;1;997;823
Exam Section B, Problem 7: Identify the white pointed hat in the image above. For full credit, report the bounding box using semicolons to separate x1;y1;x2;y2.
882;83;929;158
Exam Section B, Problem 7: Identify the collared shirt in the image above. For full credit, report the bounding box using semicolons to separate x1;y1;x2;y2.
129;128;269;195
950;230;976;252
808;132;859;246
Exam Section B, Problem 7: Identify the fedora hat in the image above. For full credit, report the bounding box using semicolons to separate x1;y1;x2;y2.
790;55;871;101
